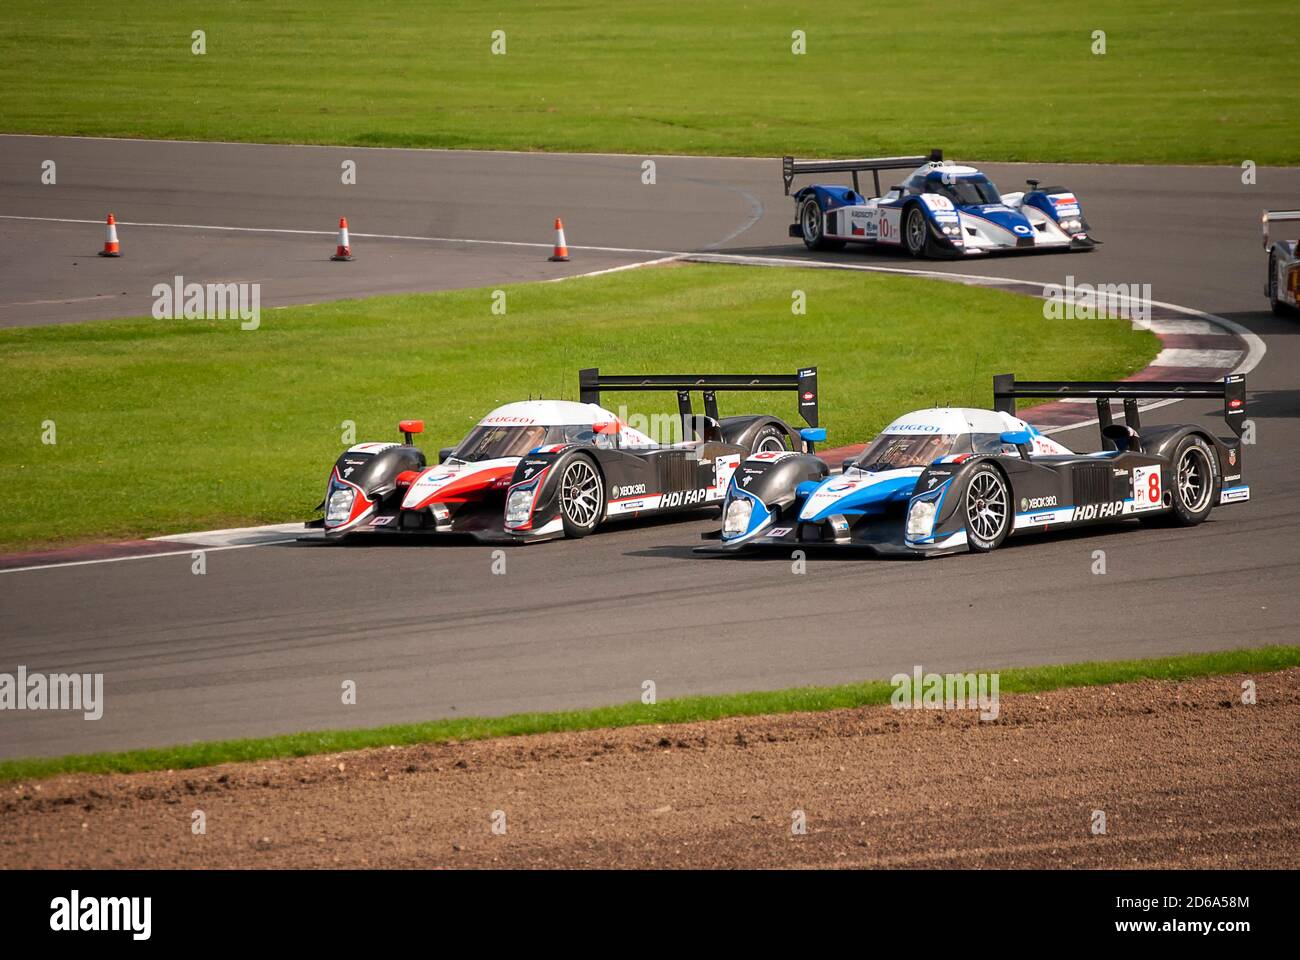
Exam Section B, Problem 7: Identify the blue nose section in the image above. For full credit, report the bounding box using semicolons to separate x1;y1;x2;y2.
968;204;1034;238
802;473;919;522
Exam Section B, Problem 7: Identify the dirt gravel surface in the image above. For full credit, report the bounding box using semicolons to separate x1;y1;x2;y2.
2;670;1296;869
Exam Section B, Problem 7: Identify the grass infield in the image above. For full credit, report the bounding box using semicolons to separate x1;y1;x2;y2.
1;1;1296;164
0;264;1157;550
2;645;1295;782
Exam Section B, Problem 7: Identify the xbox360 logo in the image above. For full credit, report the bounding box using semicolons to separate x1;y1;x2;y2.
610;485;620;498
1020;497;1028;511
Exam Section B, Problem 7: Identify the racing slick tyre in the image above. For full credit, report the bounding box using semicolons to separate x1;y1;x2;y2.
1267;252;1291;316
800;197;844;252
1167;435;1218;526
962;464;1011;552
749;424;791;454
558;454;605;539
904;205;931;258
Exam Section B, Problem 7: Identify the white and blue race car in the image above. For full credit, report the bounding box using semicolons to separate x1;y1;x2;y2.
699;375;1249;558
782;151;1095;257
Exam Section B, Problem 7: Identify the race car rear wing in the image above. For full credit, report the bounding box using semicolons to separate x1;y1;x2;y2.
579;367;820;447
782;150;943;196
1262;209;1300;248
993;373;1247;441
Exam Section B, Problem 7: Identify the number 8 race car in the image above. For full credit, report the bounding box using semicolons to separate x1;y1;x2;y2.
308;367;825;543
783;150;1095;258
699;374;1249;558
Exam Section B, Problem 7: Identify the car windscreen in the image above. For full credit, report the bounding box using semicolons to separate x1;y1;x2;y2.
450;424;548;462
853;433;965;471
927;177;1001;206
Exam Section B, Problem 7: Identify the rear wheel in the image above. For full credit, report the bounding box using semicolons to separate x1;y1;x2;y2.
1268;252;1291;315
749;424;791;454
963;465;1011;552
800;197;844;252
1168;435;1217;526
904;205;931;258
558;455;604;538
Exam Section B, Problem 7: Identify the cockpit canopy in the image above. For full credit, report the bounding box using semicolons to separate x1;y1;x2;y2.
904;168;1002;206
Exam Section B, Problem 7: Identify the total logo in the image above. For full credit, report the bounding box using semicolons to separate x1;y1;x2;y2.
1071;500;1126;521
1020;495;1058;511
611;483;647;499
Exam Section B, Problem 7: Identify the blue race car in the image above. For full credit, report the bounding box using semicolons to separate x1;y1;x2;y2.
782;150;1095;258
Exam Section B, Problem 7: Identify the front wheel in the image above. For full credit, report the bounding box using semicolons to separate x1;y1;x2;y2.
558;455;604;538
963;464;1011;552
1168;435;1218;526
904;205;931;258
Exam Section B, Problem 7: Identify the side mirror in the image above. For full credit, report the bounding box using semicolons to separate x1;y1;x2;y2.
438;447;454;463
399;420;425;445
1000;429;1031;446
799;426;827;453
593;421;619;435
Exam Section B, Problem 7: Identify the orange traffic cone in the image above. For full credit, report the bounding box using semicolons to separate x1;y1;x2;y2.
331;217;353;261
98;213;121;257
548;218;570;262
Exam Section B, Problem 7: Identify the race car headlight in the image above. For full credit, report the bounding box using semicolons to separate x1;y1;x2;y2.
906;498;937;539
505;486;536;525
1060;217;1082;232
722;498;753;538
326;487;355;524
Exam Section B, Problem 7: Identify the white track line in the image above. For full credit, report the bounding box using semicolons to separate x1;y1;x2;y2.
0;539;301;575
545;254;684;282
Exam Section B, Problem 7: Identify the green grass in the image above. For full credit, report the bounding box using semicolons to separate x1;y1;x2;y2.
1;1;1296;164
2;644;1294;782
0;264;1157;550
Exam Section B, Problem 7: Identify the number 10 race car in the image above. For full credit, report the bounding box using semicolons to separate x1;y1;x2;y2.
783;150;1094;257
308;367;824;543
700;375;1249;558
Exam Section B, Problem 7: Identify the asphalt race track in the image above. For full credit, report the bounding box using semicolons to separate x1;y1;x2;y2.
2;135;1299;758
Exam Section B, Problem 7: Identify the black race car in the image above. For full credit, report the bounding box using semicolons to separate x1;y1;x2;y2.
699;374;1249;557
309;367;824;543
